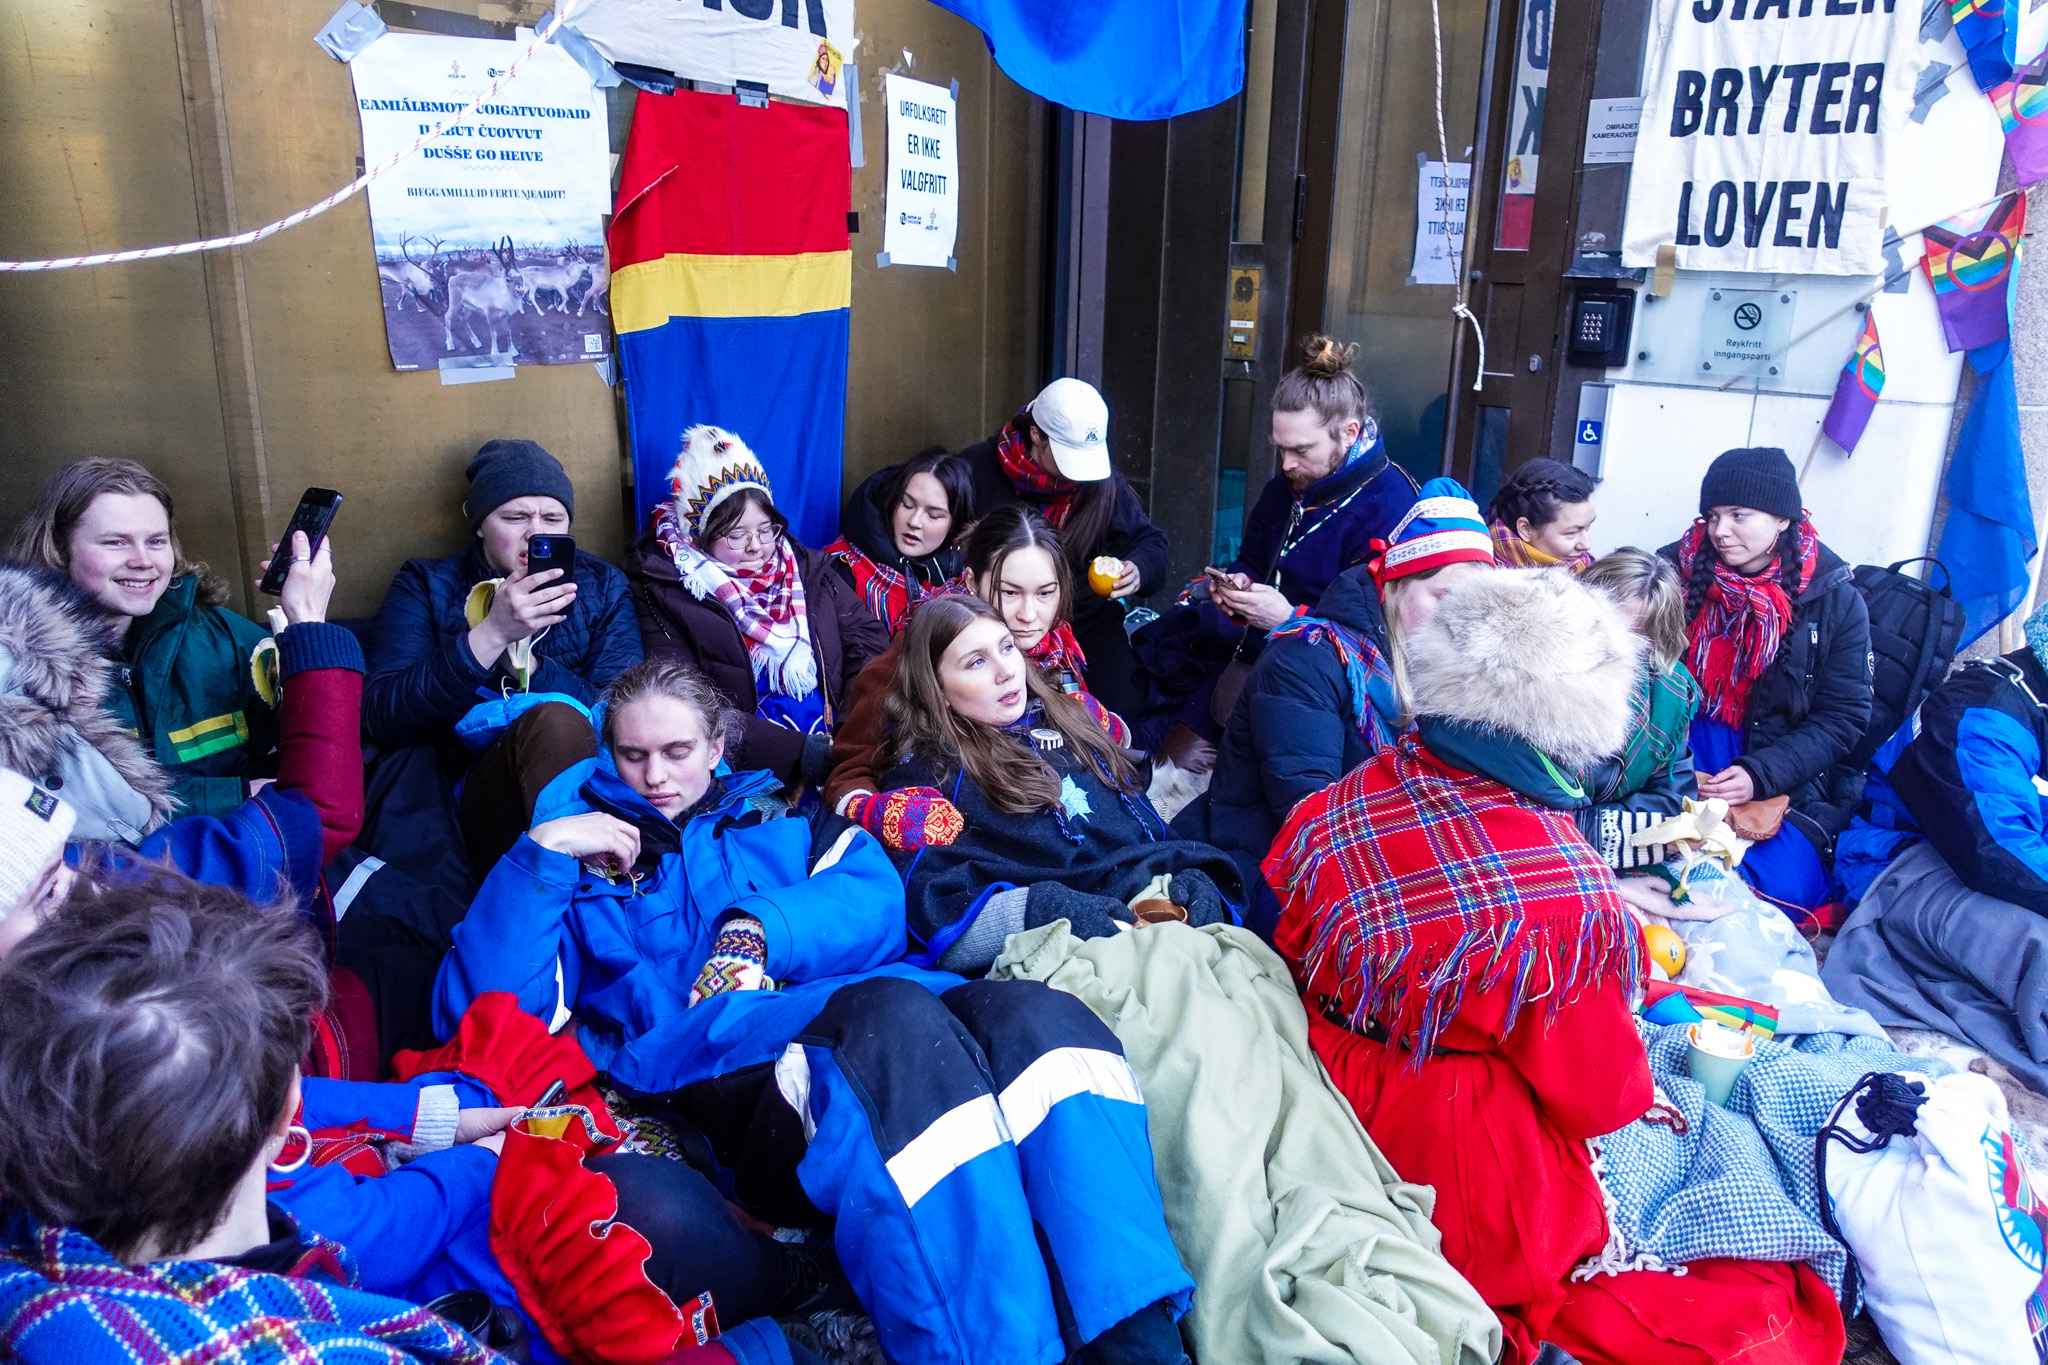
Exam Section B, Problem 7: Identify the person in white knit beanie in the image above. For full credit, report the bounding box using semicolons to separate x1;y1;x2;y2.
0;768;76;957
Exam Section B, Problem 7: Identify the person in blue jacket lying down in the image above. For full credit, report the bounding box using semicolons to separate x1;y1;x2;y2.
433;658;1195;1365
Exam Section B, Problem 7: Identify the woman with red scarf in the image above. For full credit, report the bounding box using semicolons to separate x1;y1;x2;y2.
825;506;1130;850
627;426;887;791
957;379;1169;719
1658;447;1872;921
824;448;976;636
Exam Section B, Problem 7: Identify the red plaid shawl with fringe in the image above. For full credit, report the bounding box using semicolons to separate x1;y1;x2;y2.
1266;736;1642;1060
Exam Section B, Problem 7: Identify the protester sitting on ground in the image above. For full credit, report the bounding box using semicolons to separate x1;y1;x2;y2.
0;874;490;1365
826;505;1129;845
1823;598;2048;1098
1130;334;1421;757
0;872;825;1365
1486;457;1597;571
957;378;1167;719
629;425;886;792
1576;547;1701;868
1190;478;1496;936
825;447;975;636
434;659;1195;1365
1659;447;1871;920
0;533;361;959
6;458;276;818
876;597;1238;973
1268;568;1844;1364
363;438;642;885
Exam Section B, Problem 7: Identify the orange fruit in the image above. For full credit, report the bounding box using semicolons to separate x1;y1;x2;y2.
1642;923;1687;977
1088;556;1124;597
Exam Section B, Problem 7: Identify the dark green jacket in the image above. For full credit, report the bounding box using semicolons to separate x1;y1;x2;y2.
103;575;276;817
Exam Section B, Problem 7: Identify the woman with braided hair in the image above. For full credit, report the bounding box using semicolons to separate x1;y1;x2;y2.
1657;447;1871;919
1485;457;1597;571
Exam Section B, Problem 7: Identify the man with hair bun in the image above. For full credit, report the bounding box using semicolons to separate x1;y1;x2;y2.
1130;333;1420;754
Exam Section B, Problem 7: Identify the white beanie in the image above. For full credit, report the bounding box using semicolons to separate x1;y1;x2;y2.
0;769;75;921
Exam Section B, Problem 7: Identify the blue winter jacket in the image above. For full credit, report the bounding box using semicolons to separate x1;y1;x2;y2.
364;545;642;748
433;760;944;1095
1861;648;2048;915
1228;443;1419;611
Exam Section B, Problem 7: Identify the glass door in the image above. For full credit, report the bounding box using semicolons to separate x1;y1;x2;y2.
1318;0;1491;483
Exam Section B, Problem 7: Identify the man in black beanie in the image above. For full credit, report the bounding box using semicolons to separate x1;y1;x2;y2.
359;439;643;896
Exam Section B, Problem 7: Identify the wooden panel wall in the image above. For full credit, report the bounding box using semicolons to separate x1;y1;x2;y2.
0;0;1045;618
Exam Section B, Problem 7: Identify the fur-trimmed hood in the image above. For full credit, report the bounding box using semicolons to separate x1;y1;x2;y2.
1404;567;1642;770
0;564;177;834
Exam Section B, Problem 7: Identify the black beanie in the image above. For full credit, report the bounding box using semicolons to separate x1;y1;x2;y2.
465;439;576;530
1699;446;1802;522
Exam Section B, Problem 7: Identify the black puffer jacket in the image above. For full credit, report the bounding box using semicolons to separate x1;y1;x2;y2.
1659;538;1873;850
1188;565;1394;896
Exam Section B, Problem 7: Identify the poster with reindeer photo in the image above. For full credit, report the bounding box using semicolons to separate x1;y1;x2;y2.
351;32;612;371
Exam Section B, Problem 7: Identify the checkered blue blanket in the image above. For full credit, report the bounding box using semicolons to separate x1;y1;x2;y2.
1585;1024;1950;1303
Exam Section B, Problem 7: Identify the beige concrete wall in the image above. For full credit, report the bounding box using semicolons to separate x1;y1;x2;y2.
842;0;1047;488
0;0;1045;619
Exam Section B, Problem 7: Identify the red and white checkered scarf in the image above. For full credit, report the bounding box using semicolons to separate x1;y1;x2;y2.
656;502;819;697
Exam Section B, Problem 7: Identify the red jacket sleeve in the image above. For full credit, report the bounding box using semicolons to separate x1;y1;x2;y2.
275;622;366;864
1499;977;1653;1138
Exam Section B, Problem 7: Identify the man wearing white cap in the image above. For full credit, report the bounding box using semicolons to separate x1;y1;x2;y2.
956;377;1169;718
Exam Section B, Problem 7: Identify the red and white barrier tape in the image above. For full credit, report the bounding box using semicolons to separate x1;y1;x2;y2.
0;0;583;273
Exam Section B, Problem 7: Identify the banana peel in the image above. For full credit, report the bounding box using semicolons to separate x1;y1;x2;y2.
465;579;533;691
1630;796;1753;897
249;606;287;708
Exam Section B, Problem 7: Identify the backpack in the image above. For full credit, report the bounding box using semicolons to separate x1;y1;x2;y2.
1848;558;1967;771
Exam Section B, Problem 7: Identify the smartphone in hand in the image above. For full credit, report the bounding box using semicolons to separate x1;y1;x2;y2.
258;488;343;596
525;533;576;583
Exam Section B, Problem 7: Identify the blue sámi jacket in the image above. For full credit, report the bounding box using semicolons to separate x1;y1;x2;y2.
433;760;937;1095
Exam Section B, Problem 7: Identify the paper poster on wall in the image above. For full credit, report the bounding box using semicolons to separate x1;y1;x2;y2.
1621;0;1927;275
565;0;858;108
1409;158;1471;286
352;33;611;371
880;73;959;270
1497;0;1550;250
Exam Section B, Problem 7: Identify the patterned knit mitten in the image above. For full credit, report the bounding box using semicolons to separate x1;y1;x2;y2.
689;916;769;1006
841;788;965;853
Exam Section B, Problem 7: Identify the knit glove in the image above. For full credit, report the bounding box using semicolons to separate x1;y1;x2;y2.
689;915;769;1006
841;788;965;853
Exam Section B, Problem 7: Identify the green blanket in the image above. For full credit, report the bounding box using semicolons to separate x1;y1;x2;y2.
992;921;1499;1365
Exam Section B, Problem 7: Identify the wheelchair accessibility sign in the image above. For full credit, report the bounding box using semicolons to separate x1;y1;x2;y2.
1577;419;1603;445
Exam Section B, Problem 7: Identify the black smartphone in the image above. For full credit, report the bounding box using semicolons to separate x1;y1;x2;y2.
525;533;576;583
258;488;343;595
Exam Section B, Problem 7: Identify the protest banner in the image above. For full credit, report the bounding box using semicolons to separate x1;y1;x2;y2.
352;33;611;371
565;0;858;108
881;73;960;270
1622;0;1927;275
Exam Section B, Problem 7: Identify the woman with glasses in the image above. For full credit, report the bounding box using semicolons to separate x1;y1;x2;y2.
627;426;887;792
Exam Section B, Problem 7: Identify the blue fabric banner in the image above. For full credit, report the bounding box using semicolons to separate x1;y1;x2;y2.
930;0;1246;120
1937;340;2037;646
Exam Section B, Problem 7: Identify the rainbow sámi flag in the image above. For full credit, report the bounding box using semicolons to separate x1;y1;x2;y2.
1821;311;1884;455
610;90;852;546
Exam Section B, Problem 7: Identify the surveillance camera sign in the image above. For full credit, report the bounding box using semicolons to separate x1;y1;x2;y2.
351;33;612;370
880;73;960;270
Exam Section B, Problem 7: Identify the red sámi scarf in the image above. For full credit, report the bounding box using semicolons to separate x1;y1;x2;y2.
1679;515;1819;727
996;412;1077;529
